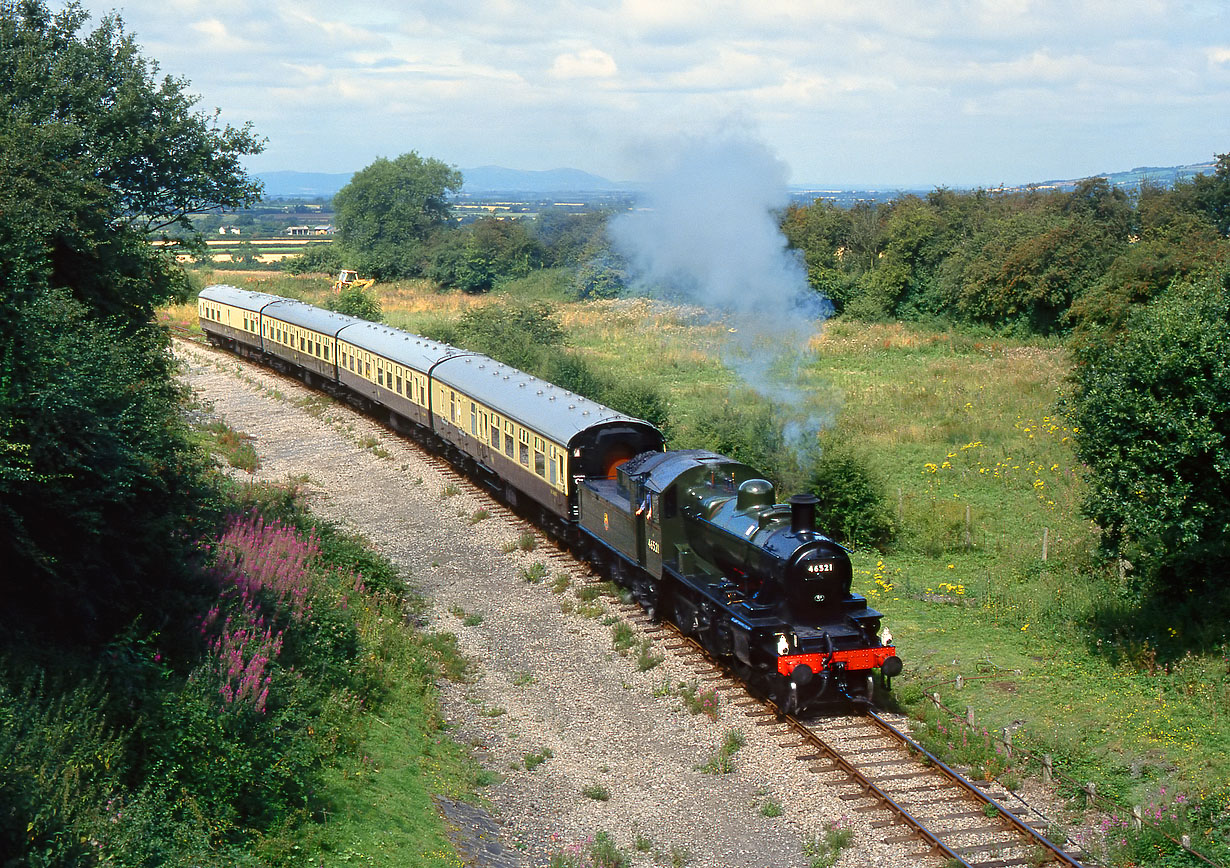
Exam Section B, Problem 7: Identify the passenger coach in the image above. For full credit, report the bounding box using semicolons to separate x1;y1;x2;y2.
197;284;665;522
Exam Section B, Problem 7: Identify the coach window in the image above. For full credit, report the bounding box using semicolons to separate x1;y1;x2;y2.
490;416;500;450
470;403;478;436
549;449;558;485
534;445;545;477
315;340;322;357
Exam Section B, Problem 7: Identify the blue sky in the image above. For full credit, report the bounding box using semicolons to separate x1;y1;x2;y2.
70;0;1230;187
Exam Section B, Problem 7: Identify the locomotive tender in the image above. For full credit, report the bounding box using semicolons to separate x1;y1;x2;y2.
198;285;900;711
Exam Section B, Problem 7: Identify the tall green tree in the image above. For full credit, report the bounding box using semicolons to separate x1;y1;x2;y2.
1066;269;1230;606
332;152;463;280
0;0;263;640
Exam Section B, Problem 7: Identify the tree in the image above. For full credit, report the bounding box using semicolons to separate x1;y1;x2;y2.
0;0;262;641
1180;151;1230;236
1066;268;1230;604
332;152;463;280
1;0;263;320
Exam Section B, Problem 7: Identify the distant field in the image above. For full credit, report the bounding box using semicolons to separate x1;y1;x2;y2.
169;237;333;263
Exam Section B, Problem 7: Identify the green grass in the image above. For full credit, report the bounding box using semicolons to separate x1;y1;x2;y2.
304;680;478;867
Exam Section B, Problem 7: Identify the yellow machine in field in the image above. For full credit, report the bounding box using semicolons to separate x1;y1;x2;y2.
333;270;375;292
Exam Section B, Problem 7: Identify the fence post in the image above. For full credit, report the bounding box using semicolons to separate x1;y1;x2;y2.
966;706;976;728
1131;806;1142;831
1042;527;1049;561
1042;754;1053;784
1003;727;1012;757
955;674;964;690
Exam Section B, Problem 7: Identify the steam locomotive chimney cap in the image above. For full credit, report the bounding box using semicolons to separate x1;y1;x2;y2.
789;493;819;534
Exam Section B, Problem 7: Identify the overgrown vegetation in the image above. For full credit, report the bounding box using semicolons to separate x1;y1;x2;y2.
1;483;480;865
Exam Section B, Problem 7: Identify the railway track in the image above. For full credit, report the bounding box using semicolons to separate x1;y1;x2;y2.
179;333;1091;868
615;601;1090;868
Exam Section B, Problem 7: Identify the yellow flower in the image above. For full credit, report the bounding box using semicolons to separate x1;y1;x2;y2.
1021;623;1029;632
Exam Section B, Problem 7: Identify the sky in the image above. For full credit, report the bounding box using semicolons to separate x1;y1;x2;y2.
67;0;1230;188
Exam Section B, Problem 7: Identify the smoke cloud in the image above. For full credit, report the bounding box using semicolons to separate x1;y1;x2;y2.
608;128;835;451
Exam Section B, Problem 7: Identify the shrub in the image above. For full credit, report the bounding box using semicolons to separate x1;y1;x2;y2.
805;433;896;550
325;285;383;322
280;242;345;275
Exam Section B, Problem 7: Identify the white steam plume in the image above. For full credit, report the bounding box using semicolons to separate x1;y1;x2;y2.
608;128;835;452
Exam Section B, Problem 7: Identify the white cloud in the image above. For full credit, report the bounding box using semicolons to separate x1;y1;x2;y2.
549;48;618;80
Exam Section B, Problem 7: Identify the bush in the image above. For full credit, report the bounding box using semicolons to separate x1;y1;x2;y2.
280;242;345;275
325;285;383;322
683;396;790;487
805;434;896;550
1066;268;1230;606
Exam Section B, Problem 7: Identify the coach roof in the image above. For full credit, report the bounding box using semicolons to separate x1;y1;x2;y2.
431;353;652;446
338;320;472;374
199;283;283;312
262;298;362;336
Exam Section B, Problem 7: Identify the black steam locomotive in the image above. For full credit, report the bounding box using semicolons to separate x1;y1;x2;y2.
197;285;900;712
579;450;900;711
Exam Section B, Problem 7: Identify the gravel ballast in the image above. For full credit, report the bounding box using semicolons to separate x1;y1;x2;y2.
176;341;939;868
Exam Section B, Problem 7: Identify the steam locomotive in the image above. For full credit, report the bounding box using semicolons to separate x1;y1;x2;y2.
197;285;900;712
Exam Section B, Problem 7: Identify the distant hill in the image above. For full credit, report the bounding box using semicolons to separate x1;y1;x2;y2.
256;158;1220;201
255;166;629;199
1007;160;1217;194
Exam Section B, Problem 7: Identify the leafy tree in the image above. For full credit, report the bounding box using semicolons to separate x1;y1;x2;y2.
805;434;896;550
0;0;262;641
1;0;263;321
1066;268;1230;605
425;218;541;292
533;209;610;266
1179;151;1230;236
332;152;462;280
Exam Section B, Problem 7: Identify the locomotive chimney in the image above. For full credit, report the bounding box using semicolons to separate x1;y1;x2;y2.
789;493;819;534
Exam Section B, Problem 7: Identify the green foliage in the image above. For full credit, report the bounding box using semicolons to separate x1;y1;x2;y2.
803;820;854;868
1067;268;1230;606
805;434;896;550
326;285;384;322
696;730;745;774
1179;151;1230;236
425;217;542;292
0;671;128;865
783;175;1227;336
0;0;262;643
280;242;346;275
333;152;462;281
0;290;212;641
681;396;790;488
0;0;263;321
